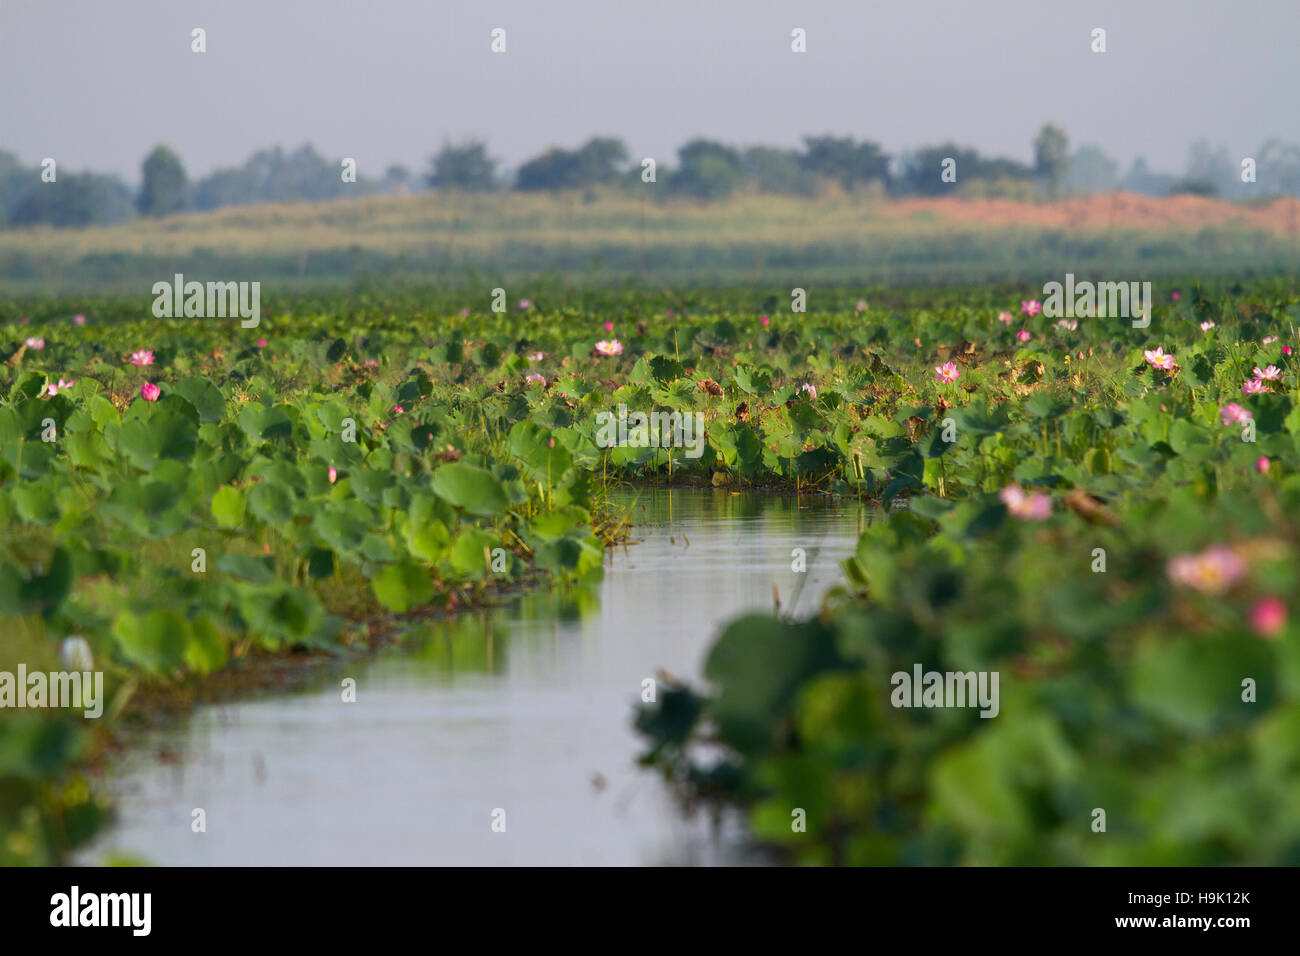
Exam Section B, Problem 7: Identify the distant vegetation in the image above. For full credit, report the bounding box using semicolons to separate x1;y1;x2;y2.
1;189;1297;296
5;127;1300;231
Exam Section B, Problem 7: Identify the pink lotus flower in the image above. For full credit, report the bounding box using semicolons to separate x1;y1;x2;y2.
1284;346;1293;356
999;483;1051;521
856;299;868;313
459;308;470;317
44;377;75;397
1020;299;1042;316
1017;329;1032;342
1257;456;1270;474
934;361;960;384
1263;336;1278;345
1144;347;1175;370
517;298;533;311
1200;321;1215;331
140;383;160;402
256;338;268;348
73;314;86;326
1171;291;1181;301
25;337;45;350
1241;379;1270;395
392;405;404;414
130;349;155;367
800;383;817;399
328;466;338;484
1167;545;1245;595
603;321;614;332
364;359;379;368
595;339;623;356
760;315;770;326
528;351;545;361
1056;319;1077;331
1249;596;1286;638
997;311;1013;324
1254;365;1281;381
1220;403;1252;426
525;372;546;386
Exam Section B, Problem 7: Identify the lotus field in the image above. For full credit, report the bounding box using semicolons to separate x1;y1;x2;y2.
2;280;1299;865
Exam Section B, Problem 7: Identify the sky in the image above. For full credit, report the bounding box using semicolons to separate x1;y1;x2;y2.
1;0;1297;183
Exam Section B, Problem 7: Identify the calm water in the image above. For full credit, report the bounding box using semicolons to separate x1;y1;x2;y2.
86;488;870;866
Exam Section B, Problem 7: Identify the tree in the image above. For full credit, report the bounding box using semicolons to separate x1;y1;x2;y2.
1182;141;1241;199
742;146;809;194
11;172;134;228
427;141;497;191
573;137;628;185
896;143;1033;196
670;139;742;199
137;145;189;216
898;143;980;196
384;164;412;194
516;137;629;190
516;148;580;191
0;150;25;226
1062;145;1119;195
1121;157;1180;197
193;144;374;210
1255;139;1300;197
800;136;891;190
1033;124;1070;199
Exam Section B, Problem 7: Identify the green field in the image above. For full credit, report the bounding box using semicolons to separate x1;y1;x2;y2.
2;278;1300;865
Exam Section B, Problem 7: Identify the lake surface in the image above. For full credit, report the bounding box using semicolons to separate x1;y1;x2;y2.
86;488;870;866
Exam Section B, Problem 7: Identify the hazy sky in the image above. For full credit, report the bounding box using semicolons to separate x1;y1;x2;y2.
2;0;1296;182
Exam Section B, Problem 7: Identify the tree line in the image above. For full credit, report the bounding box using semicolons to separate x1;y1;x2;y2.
3;126;1299;230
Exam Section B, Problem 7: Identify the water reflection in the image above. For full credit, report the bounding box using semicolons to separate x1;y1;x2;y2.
87;488;870;866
